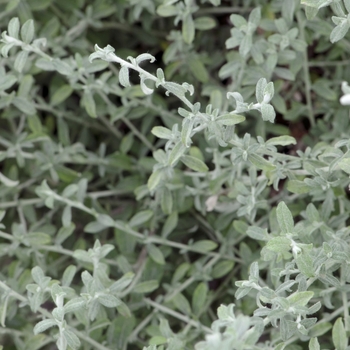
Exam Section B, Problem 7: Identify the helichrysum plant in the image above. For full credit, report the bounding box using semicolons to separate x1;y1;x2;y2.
1;0;350;349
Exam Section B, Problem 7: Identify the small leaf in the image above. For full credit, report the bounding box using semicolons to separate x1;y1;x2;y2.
261;103;276;122
192;282;208;315
188;55;208;83
27;232;51;246
133;280;159;293
266;136;296;146
248;154;275;171
147;244;165;265
276;201;294;233
194;17;216;30
21;19;34;44
129;210;153;228
330;21;350;43
161;211;178;238
151;126;172;139
157;5;178;17
216;113;245;125
173;293;191;315
84;221;107;234
211;260;234;278
191;240;218;253
0;172;19;187
98;294;122;308
63;329;81;350
287;291;314;307
14;51;28;73
147;168;163;192
33;319;57;334
266;236;291;253
51;85;74;106
64;298;85;314
12;96;36;115
168;142;186;166
119;66;131;87
8;17;20;39
309;338;320;350
332;318;348;350
183;14;195;44
82;90;96;118
61;206;72;228
287;180;311;194
180;155;208;172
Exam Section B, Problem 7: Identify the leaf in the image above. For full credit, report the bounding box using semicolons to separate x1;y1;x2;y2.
173;293;191;315
276;201;294;234
330;21;350;43
216;113;245;125
98;294;122;308
63;329;81;350
338;158;350;174
230;14;247;28
51;85;74;106
14;51;28;73
33;319;57;334
147;168;163;191
119;66;131;87
194;17;216;30
21;19;34;44
147;244;165;265
309;338;320;350
261;103;276;122
266;236;291;253
183;13;195;44
62;265;77;287
211;260;234;278
156;5;178;17
287;291;314;307
296;252;315;277
161;187;173;215
180;155;208;172
287;180;311;194
129;210;153;227
266;136;296;146
12;96;36;115
239;34;252;57
0;74;17;91
8;17;20;39
84;221;107;234
133;280;159;293
168;142;186;166
82;90;96;118
256;78;267;103
248;154;275;171
188;55;208;83
312;79;337;101
332;318;348;350
309;322;332;337
27;232;51;246
151;126;172;139
191;240;218;253
192;282;208;315
61;206;72;228
64;298;85;314
161;211;178;238
0;172;19;187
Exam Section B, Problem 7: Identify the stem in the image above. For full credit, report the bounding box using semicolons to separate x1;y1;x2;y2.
297;11;315;128
143;298;212;333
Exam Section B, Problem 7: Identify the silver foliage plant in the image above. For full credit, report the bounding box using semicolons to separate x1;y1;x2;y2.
0;1;350;350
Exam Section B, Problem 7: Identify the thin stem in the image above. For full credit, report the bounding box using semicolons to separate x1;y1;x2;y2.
121;117;156;152
143;298;212;333
197;6;253;15
297;11;315;128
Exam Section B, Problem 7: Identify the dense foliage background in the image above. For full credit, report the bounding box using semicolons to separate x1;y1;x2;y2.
1;0;350;349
